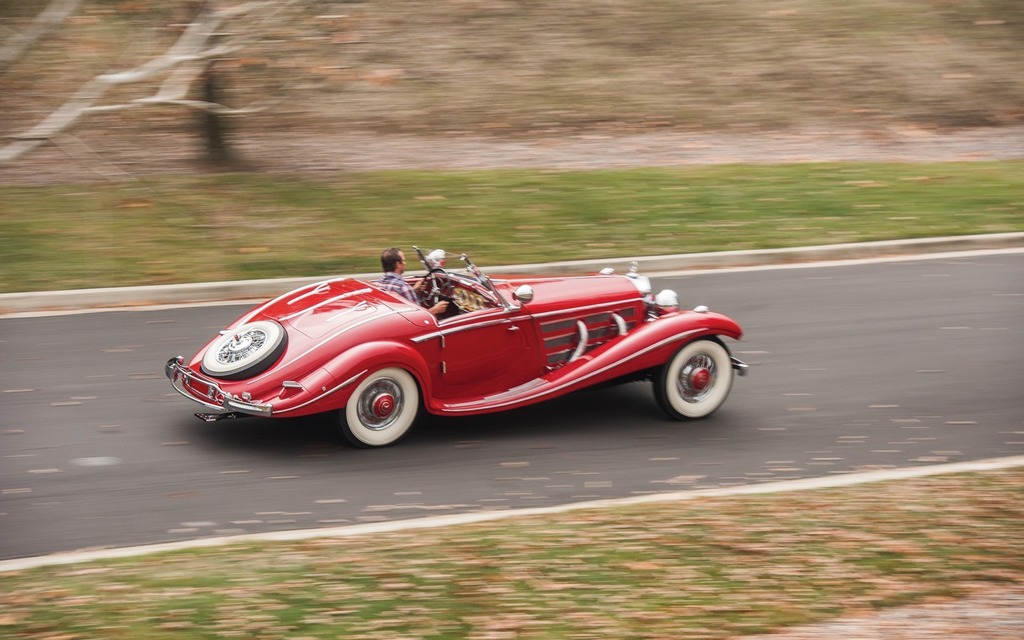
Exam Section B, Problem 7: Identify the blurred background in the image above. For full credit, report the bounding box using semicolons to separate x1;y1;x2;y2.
3;0;1022;175
1;0;1022;292
1;7;1023;635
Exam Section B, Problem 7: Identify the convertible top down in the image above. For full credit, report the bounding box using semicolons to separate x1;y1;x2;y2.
166;249;747;447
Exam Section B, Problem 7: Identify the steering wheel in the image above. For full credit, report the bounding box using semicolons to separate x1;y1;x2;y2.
421;268;456;305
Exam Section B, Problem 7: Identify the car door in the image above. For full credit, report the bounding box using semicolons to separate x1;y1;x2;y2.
432;307;541;397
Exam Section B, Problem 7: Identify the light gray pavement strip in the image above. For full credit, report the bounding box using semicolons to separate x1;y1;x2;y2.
2;232;1023;316
2;455;1022;572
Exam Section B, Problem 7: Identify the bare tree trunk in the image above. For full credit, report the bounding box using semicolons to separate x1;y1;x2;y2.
0;1;291;166
200;61;232;166
192;0;232;167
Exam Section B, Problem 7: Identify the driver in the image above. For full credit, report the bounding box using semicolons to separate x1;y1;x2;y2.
378;247;449;316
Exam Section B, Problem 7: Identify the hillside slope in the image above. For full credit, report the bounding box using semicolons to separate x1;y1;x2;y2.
1;0;1022;179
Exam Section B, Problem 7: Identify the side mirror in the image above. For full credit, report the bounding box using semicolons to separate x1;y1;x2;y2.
513;284;534;304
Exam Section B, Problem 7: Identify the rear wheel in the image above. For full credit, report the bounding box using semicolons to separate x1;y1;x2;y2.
339;368;419;448
654;339;733;420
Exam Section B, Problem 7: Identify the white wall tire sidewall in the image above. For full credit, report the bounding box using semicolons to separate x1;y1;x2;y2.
201;320;285;378
344;368;419;447
663;340;733;419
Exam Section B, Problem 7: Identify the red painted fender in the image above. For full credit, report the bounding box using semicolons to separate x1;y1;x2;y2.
272;340;433;417
556;309;743;382
431;310;743;416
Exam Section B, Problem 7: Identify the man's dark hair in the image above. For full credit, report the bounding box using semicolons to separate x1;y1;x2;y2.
381;247;404;273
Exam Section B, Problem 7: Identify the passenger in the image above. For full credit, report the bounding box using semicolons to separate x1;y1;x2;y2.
378;247;449;316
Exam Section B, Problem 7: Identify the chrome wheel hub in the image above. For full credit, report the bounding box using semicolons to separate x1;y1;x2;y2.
372;393;396;418
678;353;717;403
357;379;403;431
217;328;267;364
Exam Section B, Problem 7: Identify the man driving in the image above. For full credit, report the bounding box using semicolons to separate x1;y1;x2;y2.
378;247;449;316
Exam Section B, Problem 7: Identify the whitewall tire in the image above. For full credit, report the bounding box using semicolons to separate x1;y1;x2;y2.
654;338;734;420
340;368;420;448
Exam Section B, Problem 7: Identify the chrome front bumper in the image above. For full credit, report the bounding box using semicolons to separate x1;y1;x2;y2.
165;357;273;419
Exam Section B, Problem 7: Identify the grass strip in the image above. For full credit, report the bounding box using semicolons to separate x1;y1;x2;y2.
2;162;1022;293
0;469;1021;639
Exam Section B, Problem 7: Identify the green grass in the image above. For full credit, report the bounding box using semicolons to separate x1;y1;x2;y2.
2;161;1022;293
1;469;1021;639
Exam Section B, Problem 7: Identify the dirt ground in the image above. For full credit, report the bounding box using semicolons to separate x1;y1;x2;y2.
1;125;1023;186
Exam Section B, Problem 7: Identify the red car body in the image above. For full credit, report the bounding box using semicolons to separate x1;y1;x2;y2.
167;256;746;447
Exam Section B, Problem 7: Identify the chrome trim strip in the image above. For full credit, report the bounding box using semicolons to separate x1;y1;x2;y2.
241;278;352;324
279;289;373;323
530;298;641;320
412;312;529;343
273;369;367;415
439;316;522;335
326;300;371;323
412;332;442;344
611;312;628;336
237;296;286;326
287;281;331;306
568;320;588;363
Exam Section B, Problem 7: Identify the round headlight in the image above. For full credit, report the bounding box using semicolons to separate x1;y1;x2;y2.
655;289;679;313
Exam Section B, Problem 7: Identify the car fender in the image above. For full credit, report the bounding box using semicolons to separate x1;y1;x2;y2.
267;340;433;418
433;310;742;416
649;310;742;344
557;309;742;385
319;340;433;407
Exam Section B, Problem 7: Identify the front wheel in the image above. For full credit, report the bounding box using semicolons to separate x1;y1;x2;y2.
654;339;734;420
339;368;419;448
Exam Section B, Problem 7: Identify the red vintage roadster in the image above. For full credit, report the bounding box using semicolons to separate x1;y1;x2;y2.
166;249;747;447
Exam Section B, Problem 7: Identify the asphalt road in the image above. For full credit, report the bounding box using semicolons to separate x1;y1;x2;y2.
2;252;1022;560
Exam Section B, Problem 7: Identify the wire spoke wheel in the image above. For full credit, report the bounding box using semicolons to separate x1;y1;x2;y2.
677;352;717;403
201;320;287;380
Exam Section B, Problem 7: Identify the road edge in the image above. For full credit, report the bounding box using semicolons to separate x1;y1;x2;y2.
2;232;1023;315
2;455;1022;573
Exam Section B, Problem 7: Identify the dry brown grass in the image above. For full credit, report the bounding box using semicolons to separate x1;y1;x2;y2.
1;469;1021;639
